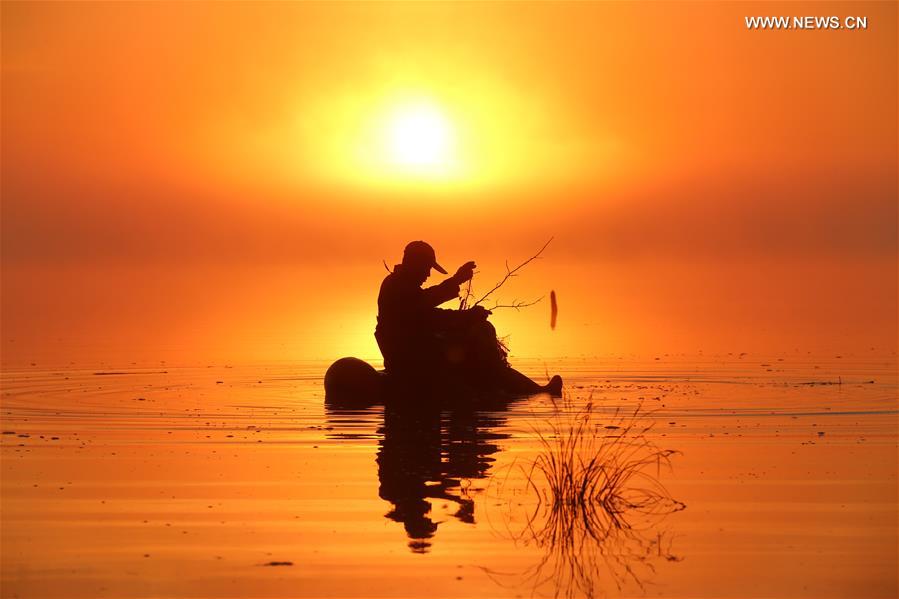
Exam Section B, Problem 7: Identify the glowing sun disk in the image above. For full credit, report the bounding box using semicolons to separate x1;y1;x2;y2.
384;104;456;171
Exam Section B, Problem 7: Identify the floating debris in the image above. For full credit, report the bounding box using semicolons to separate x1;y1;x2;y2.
93;371;168;376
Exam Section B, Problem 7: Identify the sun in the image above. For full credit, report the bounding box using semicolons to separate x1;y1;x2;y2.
308;91;490;188
381;101;458;176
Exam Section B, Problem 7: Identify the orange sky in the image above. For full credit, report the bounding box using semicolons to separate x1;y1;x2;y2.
2;1;896;366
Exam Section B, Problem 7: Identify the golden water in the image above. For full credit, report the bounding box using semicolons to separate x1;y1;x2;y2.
2;355;896;598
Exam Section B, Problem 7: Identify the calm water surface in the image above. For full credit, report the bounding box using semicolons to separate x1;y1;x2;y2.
2;356;896;598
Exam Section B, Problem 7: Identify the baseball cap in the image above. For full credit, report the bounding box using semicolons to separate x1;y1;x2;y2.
402;241;447;274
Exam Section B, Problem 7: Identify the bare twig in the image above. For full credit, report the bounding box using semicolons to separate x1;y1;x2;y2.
460;276;474;310
488;296;545;311
473;237;553;307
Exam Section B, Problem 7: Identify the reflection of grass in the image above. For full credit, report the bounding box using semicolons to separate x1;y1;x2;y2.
488;397;685;599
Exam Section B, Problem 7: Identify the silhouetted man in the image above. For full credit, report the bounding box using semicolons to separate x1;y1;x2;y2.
375;241;486;375
375;241;562;395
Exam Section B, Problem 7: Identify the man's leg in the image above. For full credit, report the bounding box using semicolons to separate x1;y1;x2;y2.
496;367;563;396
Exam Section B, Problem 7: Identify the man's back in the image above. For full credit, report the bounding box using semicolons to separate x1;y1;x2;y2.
375;265;460;374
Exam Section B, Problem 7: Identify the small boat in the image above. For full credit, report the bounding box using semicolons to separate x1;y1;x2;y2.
324;357;387;407
324;356;561;408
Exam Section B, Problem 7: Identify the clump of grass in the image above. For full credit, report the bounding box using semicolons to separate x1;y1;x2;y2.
528;397;683;524
487;396;685;598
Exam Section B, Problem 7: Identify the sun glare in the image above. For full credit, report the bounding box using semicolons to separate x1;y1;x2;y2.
382;102;458;176
295;81;580;192
387;106;451;168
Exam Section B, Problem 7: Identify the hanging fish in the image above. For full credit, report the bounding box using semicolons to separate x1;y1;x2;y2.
550;290;558;330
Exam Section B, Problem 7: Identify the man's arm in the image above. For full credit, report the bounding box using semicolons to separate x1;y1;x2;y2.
420;261;476;308
421;278;461;307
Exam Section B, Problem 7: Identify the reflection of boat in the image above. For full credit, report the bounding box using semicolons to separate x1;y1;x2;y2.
324;356;560;408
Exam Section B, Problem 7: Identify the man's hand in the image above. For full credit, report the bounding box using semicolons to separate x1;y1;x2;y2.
467;305;491;321
452;261;476;285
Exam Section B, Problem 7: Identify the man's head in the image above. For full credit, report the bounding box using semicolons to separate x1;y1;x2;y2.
401;241;447;281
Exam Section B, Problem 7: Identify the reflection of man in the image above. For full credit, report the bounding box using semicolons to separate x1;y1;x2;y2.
375;240;562;394
376;404;501;553
376;406;445;552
